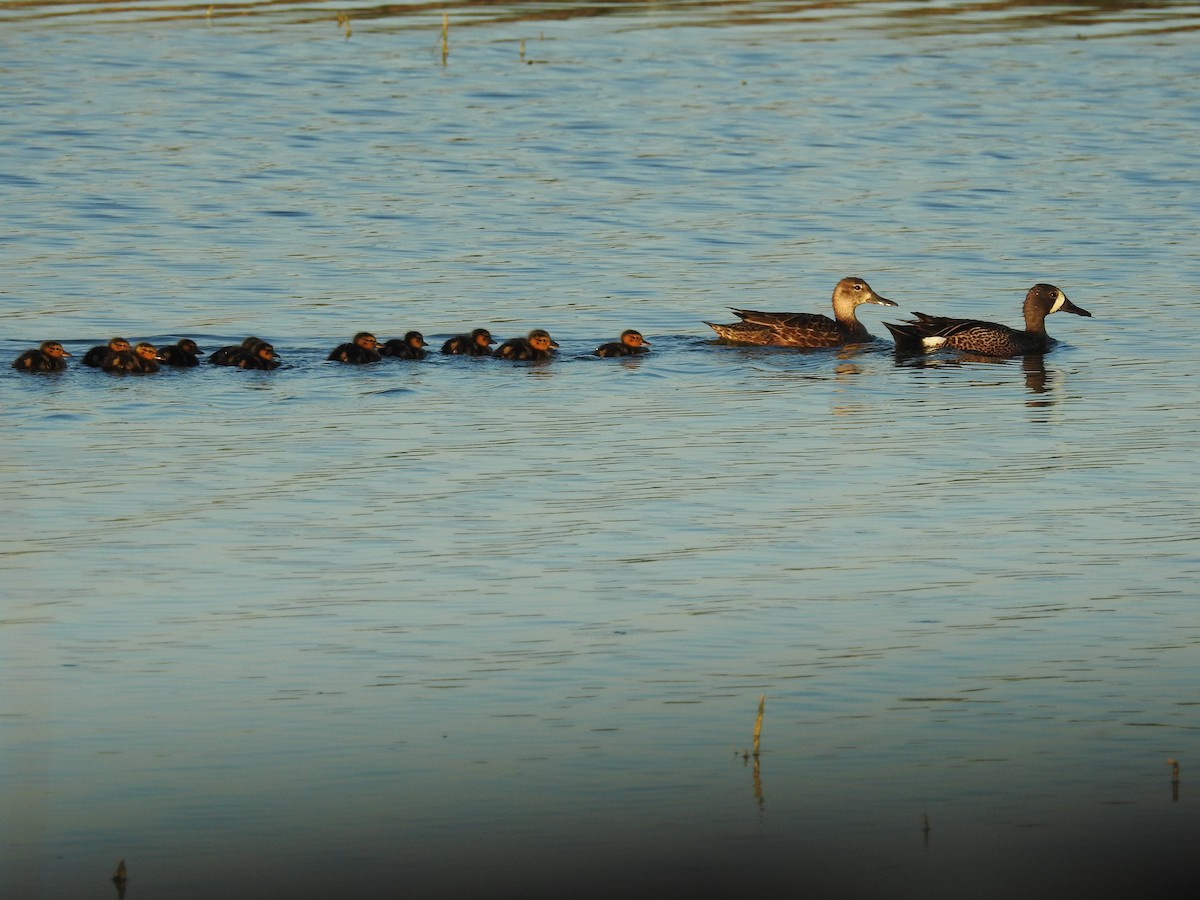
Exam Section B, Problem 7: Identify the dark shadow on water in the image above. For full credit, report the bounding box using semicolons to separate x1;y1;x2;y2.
892;347;1058;403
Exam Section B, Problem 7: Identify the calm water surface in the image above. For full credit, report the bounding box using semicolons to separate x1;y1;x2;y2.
2;2;1199;898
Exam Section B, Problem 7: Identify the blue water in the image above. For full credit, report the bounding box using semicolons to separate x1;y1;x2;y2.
2;2;1199;898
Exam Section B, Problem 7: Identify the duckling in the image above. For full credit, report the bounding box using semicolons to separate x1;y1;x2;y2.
328;332;382;364
11;341;72;372
102;342;162;374
82;337;131;368
210;337;280;370
441;328;495;356
494;329;559;361
706;276;898;348
158;338;205;367
595;329;650;357
883;284;1092;358
380;331;428;360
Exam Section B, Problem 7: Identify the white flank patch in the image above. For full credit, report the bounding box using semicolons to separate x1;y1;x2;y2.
1050;289;1067;313
922;336;947;350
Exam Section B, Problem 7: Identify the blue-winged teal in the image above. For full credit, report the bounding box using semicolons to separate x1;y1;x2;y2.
328;332;382;364
380;331;428;360
441;328;495;356
883;284;1092;358
159;338;205;367
706;276;898;348
82;337;131;368
12;341;72;372
595;329;650;357
494;329;559;361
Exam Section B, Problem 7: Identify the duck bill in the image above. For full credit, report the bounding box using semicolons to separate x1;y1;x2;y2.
869;295;899;308
1061;297;1092;318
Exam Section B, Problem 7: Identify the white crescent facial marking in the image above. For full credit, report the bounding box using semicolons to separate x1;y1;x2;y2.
1050;289;1067;314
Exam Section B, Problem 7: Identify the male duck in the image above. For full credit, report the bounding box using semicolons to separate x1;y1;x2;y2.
595;330;650;357
706;276;898;348
883;284;1091;358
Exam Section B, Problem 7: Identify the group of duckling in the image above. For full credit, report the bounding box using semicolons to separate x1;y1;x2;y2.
10;328;648;373
11;276;1092;374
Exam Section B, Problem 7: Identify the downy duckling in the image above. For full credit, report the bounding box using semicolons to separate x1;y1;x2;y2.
494;329;559;361
441;328;495;356
158;338;205;367
595;329;650;357
328;332;382;364
380;331;428;360
12;341;72;372
82;337;131;368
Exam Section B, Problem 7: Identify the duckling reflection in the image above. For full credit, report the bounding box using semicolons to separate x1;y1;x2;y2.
328;332;382;364
380;331;428;360
595;329;650;357
441;328;495;356
159;338;205;367
211;337;280;370
12;341;72;372
102;342;162;374
494;329;559;361
82;337;131;368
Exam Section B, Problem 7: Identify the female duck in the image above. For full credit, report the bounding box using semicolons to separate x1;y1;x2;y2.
380;332;428;360
883;284;1091;358
595;330;650;357
82;337;131;368
494;329;559;361
441;328;495;356
328;332;382;364
159;338;205;367
706;276;897;348
12;341;72;372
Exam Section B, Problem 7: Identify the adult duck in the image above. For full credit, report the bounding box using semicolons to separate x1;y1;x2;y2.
706;276;897;348
883;284;1091;358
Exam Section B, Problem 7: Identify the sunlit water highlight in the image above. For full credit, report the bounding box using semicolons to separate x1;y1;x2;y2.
2;2;1199;898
